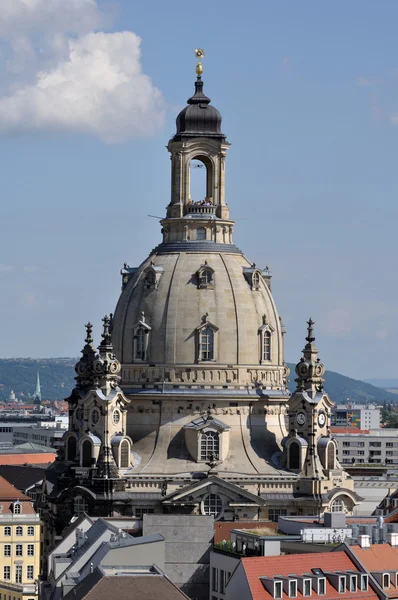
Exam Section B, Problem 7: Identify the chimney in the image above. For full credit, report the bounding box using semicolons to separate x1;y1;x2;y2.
358;534;371;549
75;528;86;549
387;532;398;547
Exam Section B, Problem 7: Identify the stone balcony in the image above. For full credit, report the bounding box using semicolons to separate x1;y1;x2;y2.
184;203;217;216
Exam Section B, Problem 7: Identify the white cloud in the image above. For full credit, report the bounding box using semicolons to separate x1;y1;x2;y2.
0;1;165;143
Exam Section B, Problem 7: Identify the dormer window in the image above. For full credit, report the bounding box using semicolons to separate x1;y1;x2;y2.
136;327;146;359
200;430;219;461
360;575;368;591
349;575;357;592
289;580;297;598
197;263;214;289
144;264;163;290
263;331;271;361
201;269;213;285
252;271;260;289
13;502;22;515
259;316;274;364
243;265;264;290
200;326;214;360
133;312;151;362
317;578;326;595
383;573;390;589
339;576;346;594
196;316;218;362
274;581;283;599
146;270;156;285
303;579;312;596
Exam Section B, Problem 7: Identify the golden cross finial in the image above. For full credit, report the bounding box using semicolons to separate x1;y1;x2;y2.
195;48;205;78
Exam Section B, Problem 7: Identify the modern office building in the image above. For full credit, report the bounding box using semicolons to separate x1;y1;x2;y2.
331;404;381;430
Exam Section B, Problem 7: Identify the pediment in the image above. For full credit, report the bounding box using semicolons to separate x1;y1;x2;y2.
162;475;265;506
184;415;230;432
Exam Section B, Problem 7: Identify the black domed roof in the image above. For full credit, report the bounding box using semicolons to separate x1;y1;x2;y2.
173;77;226;141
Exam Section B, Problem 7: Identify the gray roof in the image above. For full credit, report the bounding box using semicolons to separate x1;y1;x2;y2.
68;519;118;564
63;565;189;600
151;241;242;255
184;415;230;431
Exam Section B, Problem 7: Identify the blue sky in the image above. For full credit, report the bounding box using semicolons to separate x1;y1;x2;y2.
1;0;398;380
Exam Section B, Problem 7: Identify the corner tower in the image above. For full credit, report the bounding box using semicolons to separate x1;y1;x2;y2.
282;320;361;514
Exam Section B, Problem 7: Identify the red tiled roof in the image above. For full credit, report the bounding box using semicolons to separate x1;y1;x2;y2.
0;475;35;514
351;543;398;570
331;427;370;434
0;453;56;465
241;551;378;600
351;545;398;597
214;521;277;543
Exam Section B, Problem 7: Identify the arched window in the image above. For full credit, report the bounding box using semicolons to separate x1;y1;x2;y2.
82;440;92;467
74;495;88;516
331;497;345;512
383;574;390;589
146;270;156;285
120;440;130;468
13;502;21;515
16;526;23;536
67;437;77;461
200;326;214;361
200;430;219;461
200;269;213;285
289;442;300;470
196;227;206;240
252;271;260;289
189;159;207;201
327;442;336;470
135;327;147;360
203;494;223;518
263;331;271;361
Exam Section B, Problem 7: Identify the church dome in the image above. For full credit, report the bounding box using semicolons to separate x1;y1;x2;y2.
112;251;286;388
174;78;225;140
111;68;288;394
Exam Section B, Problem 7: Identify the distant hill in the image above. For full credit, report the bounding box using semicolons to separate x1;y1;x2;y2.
0;358;76;401
287;363;398;405
0;357;396;405
364;379;398;389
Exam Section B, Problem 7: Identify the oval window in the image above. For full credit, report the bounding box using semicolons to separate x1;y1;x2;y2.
113;410;121;425
91;408;100;426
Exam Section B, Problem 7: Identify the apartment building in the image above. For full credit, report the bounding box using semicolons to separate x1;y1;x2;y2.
0;476;41;600
333;428;398;465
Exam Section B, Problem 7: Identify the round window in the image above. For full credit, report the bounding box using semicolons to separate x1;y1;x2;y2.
113;410;121;425
75;407;83;421
202;493;223;519
91;408;100;426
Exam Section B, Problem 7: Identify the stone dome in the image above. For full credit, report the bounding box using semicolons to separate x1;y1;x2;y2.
112;247;287;390
174;78;225;141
